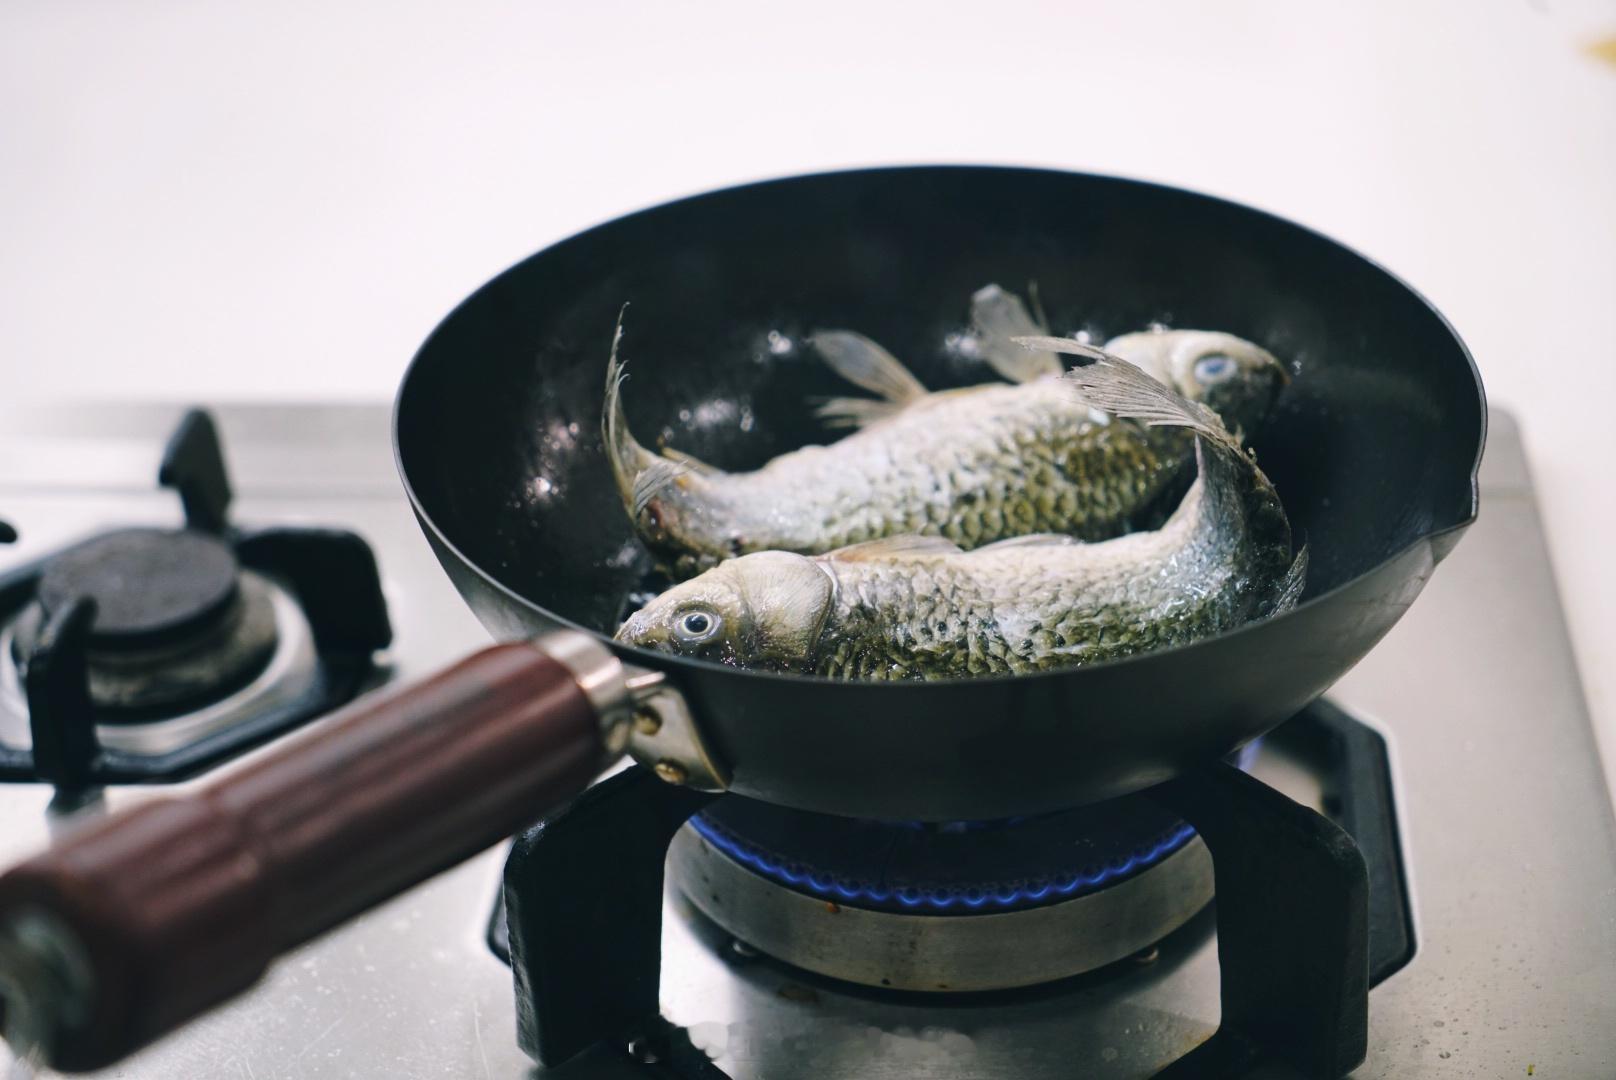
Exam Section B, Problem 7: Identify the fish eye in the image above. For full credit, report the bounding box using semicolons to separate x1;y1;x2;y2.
1194;354;1237;384
674;608;721;644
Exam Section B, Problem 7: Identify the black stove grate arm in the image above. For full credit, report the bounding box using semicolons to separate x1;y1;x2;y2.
22;596;101;789
1148;760;1370;1079
158;409;232;535
502;765;717;1066
234;526;393;655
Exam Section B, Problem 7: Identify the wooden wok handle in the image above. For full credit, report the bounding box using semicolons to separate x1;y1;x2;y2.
0;635;623;1073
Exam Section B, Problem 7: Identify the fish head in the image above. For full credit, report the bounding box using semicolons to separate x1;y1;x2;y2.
614;551;835;672
1104;330;1289;437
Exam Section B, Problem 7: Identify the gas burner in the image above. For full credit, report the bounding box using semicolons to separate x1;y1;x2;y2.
667;795;1212;991
0;410;392;785
493;701;1415;1078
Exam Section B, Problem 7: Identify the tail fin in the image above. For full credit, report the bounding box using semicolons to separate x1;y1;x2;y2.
1012;335;1244;456
603;310;697;518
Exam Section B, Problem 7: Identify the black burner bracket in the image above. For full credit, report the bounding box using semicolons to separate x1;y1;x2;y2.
1146;762;1368;1079
0;408;392;786
499;766;717;1065
496;703;1410;1079
158;408;233;534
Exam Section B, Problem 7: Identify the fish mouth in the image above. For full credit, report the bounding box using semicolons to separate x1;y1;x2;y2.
612;608;661;649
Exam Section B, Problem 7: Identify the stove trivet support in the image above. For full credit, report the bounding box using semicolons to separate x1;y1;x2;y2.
158;408;231;534
1148;762;1370;1079
501;766;717;1067
22;597;98;790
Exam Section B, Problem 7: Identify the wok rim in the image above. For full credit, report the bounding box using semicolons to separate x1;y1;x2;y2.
393;163;1486;690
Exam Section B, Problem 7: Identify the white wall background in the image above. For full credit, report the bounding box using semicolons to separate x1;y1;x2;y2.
3;1;1614;767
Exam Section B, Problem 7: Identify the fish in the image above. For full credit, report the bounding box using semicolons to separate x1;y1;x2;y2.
604;286;1289;577
614;339;1306;679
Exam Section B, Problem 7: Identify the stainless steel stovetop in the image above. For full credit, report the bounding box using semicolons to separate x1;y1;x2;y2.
0;403;1611;1079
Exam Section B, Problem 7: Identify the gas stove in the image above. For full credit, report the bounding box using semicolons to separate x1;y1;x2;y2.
0;403;1611;1078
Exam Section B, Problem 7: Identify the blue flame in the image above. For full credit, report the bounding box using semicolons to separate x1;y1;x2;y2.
687;816;1198;913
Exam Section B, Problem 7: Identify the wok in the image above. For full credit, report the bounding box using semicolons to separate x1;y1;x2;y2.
0;166;1483;1071
398;164;1483;818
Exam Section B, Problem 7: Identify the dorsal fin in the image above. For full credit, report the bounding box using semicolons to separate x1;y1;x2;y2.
974;532;1080;552
823;535;962;562
1013;335;1243;455
971;284;1062;384
809;331;929;405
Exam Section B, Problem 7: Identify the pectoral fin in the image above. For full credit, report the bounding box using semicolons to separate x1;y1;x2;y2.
810;331;929;404
811;396;903;430
659;446;719;476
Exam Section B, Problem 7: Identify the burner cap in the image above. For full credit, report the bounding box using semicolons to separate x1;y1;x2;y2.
39;528;241;651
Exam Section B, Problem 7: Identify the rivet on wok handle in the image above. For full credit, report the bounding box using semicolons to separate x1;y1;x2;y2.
620;666;730;792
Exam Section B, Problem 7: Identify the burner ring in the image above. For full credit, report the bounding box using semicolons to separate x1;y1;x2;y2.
684;791;1201;917
670;825;1213;992
669;792;1219;991
687;814;1197;913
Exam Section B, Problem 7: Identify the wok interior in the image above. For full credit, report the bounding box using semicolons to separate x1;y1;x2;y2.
398;168;1481;648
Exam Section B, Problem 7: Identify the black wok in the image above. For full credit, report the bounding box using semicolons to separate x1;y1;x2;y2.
397;164;1483;820
0;166;1482;1071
